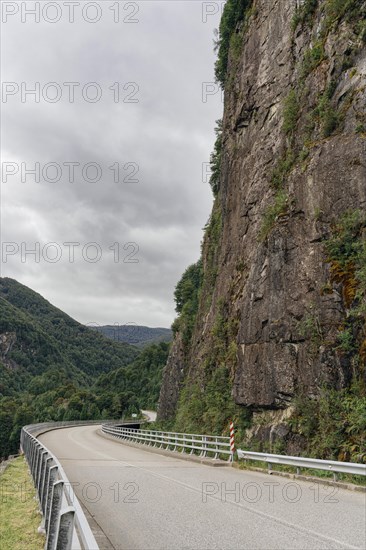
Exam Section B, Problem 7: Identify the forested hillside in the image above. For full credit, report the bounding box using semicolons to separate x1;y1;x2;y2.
0;278;169;459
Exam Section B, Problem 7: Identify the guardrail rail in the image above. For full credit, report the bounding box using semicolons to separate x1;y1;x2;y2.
102;424;234;461
21;422;101;550
237;449;366;480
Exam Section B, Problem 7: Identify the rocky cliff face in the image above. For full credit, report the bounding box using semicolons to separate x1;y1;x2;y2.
0;332;17;370
158;0;366;447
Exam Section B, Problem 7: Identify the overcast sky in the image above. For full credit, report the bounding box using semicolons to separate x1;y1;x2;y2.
1;0;223;328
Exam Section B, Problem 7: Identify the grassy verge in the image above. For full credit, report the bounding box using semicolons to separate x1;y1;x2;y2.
0;456;44;550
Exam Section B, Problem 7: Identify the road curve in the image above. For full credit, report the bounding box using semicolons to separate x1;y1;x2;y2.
39;426;366;550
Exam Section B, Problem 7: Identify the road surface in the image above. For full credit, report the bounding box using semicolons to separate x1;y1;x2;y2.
39;426;366;550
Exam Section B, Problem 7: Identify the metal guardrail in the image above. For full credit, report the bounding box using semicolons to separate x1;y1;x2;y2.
21;422;101;550
102;424;234;461
237;449;366;480
24;419;125;439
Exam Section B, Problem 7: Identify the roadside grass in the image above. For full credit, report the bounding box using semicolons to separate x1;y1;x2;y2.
0;456;44;550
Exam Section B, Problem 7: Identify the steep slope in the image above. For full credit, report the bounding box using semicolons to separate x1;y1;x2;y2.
0;277;139;391
0;278;139;459
0;278;170;459
158;0;366;458
0;297;88;395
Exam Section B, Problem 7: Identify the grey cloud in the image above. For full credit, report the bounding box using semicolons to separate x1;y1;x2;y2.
1;1;223;327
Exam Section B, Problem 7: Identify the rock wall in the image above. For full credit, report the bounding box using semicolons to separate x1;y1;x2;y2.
158;0;366;427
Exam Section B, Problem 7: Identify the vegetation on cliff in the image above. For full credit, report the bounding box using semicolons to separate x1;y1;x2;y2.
326;210;366;366
172;260;202;347
290;383;366;462
158;0;366;463
214;0;252;86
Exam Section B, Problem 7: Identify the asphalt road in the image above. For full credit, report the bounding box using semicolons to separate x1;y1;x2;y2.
39;426;366;550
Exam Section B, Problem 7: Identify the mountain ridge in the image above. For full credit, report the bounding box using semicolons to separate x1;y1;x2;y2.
94;324;172;348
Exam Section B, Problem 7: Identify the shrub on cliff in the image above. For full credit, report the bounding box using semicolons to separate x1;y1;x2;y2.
214;0;252;87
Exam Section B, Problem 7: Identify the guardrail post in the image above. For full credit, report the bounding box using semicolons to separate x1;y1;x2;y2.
201;436;207;457
45;480;64;550
55;507;75;550
29;438;36;472
267;463;272;474
37;451;48;496
41;457;53;514
45;466;59;533
33;444;42;485
190;435;194;455
214;437;219;460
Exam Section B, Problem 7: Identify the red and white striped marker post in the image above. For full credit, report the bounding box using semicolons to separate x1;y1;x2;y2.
229;421;235;462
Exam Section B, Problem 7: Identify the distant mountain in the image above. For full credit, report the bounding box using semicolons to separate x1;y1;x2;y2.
0;277;139;395
0;278;169;460
94;325;172;348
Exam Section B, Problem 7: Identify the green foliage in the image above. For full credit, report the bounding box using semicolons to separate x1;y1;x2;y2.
336;328;355;353
259;191;289;241
271;150;296;189
292;0;318;31
301;40;325;78
291;383;366;461
358;19;366;42
298;311;323;346
172;261;202;347
0;340;169;459
175;368;251;438
325;0;366;29
283;90;300;134
230;31;244;60
204;203;223;290
95;342;170;410
214;0;252;87
206;299;239;371
312;93;340;137
0;278;170;459
0;278;138;383
209;119;223;196
173;289;245;440
174;262;202;314
175;383;206;434
325;210;366;372
326;210;366;269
